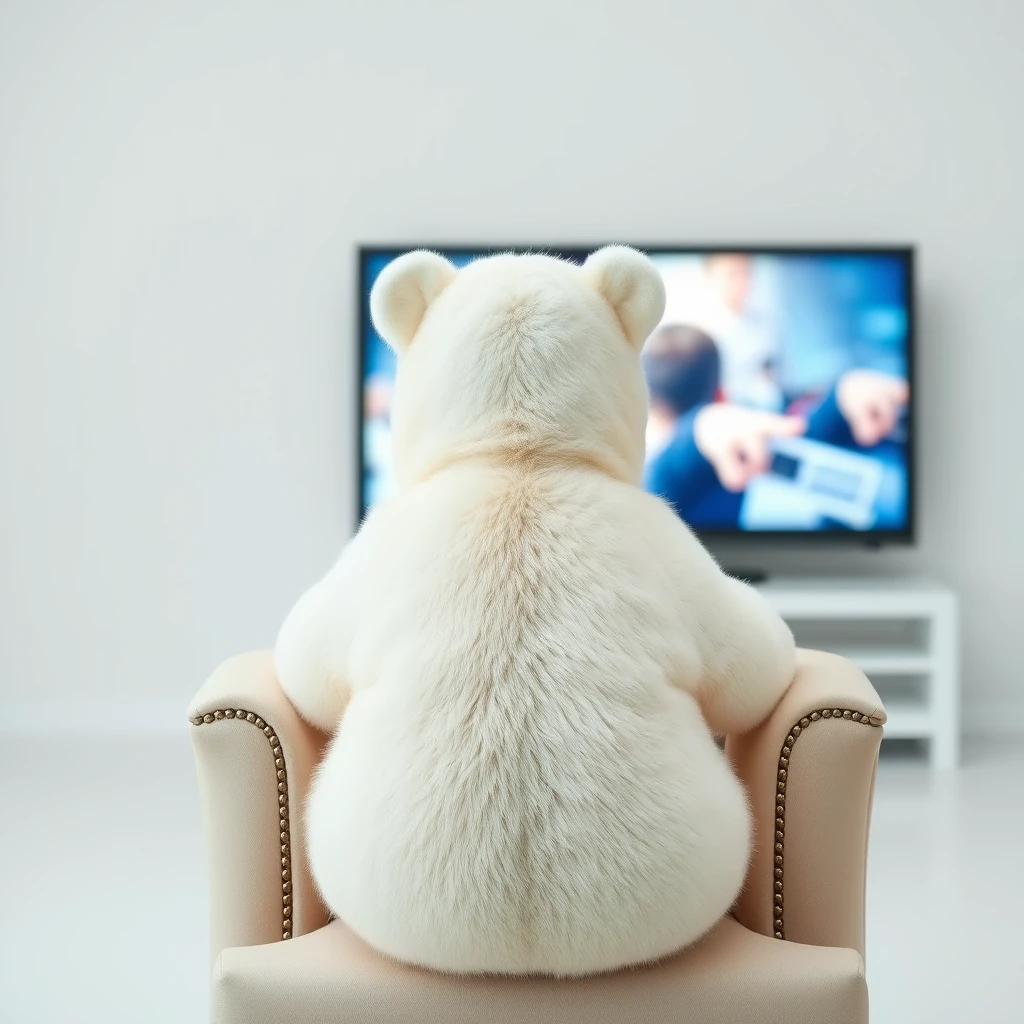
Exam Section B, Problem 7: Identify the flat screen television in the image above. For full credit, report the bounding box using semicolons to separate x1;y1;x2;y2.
358;246;914;543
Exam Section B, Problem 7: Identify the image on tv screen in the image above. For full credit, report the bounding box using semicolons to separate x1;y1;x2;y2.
359;247;912;536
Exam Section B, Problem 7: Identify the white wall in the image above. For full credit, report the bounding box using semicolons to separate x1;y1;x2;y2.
2;0;1021;728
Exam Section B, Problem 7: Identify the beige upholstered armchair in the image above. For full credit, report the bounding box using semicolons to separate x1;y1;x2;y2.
190;649;884;1024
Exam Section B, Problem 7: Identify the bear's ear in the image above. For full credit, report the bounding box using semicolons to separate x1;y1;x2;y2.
582;246;666;349
370;250;458;351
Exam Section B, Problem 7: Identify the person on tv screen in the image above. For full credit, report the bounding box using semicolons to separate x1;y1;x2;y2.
642;322;909;529
692;253;909;437
644;324;723;459
700;253;784;413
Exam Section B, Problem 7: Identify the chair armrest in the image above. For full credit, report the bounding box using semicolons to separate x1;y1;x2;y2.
189;651;331;966
725;649;885;958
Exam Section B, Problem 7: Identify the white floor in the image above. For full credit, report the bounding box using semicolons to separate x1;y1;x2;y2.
2;736;1022;1023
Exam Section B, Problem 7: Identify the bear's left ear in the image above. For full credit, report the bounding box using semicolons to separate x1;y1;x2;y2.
370;250;458;351
582;246;666;349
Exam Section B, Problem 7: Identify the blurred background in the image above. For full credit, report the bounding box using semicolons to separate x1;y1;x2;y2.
2;0;1020;731
1;2;1021;1021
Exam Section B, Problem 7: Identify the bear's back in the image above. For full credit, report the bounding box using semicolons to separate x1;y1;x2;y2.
351;462;704;705
309;462;749;975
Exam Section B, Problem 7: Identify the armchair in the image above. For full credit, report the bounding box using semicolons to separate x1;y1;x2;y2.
190;649;884;1024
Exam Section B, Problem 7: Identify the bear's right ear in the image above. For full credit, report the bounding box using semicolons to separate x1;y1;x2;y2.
370;250;458;351
582;246;666;349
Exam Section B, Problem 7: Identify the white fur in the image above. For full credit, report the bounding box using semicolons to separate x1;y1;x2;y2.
582;244;667;348
275;247;795;976
369;250;457;350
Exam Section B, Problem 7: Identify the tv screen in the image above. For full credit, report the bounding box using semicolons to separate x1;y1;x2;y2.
359;246;914;540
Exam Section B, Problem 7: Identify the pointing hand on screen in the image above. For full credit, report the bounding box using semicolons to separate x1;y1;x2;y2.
694;405;807;492
836;370;909;448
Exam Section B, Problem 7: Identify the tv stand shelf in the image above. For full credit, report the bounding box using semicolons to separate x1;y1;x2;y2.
755;577;959;769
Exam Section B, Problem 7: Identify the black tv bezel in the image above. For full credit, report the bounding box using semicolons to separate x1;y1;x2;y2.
356;243;916;546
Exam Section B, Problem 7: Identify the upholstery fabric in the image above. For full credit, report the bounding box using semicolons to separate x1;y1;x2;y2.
212;914;867;1024
727;650;885;957
189;652;331;963
191;648;883;1022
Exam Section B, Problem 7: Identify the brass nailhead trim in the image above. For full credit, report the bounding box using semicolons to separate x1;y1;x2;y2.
191;707;293;941
773;707;880;941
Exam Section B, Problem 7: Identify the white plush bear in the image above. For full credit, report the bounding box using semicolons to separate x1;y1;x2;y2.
276;247;795;977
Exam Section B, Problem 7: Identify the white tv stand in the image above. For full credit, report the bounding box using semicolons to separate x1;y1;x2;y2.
755;577;960;769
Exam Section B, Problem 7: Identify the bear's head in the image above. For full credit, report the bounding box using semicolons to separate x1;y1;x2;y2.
369;246;666;488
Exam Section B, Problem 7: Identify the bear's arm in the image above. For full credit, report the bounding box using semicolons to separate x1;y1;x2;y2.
687;572;796;736
647;498;796;736
274;525;376;734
